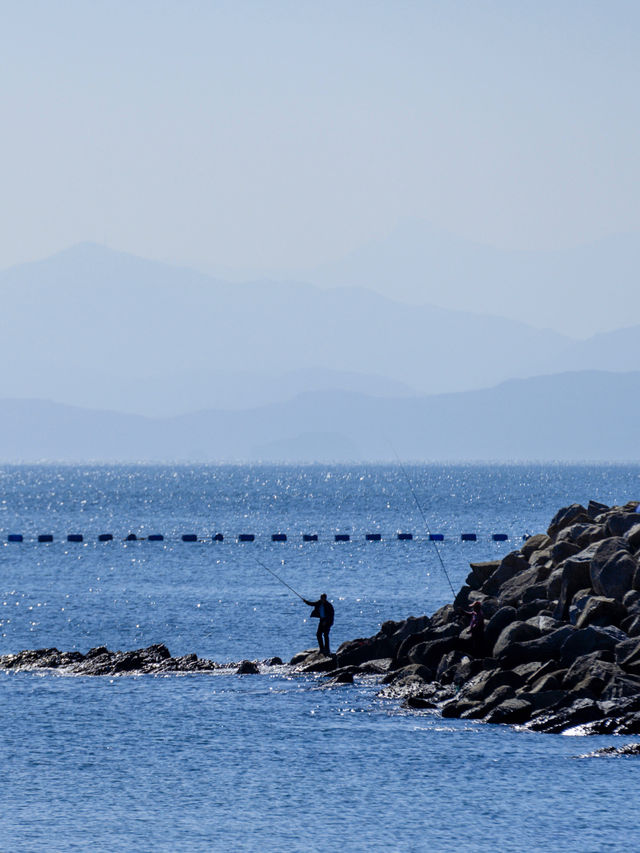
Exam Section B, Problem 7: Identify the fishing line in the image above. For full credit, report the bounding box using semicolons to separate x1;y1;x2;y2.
252;555;306;602
387;440;456;598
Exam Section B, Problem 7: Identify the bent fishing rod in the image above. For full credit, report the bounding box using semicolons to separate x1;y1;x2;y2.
388;441;456;598
252;555;307;602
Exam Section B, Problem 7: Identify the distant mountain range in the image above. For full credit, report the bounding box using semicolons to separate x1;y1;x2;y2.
1;243;639;463
1;370;638;462
301;221;640;338
1;242;639;421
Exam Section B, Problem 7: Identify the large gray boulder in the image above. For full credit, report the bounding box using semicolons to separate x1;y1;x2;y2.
626;524;640;552
590;538;636;600
484;606;518;652
553;553;596;621
547;504;590;539
408;636;462;670
560;626;621;665
482;551;530;597
497;626;575;667
483;697;534;725
493;620;541;658
466;561;500;590
575;596;627;629
607;512;640;537
562;651;616;690
497;564;552;608
521;534;551;561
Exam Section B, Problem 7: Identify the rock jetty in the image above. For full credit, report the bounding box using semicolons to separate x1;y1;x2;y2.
0;644;282;676
292;499;640;734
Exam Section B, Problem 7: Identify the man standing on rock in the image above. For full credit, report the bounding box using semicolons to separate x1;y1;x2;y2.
303;593;335;656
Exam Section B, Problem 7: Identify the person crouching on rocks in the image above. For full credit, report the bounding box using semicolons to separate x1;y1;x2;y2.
303;593;335;656
465;600;485;655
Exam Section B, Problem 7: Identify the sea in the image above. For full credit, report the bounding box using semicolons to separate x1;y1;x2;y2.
1;463;639;853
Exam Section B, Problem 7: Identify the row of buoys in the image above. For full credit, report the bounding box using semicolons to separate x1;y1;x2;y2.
5;531;519;543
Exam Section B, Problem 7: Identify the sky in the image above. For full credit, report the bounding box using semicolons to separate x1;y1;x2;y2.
1;0;640;278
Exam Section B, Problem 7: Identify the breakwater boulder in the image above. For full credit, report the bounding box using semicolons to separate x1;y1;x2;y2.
0;645;276;676
293;499;640;734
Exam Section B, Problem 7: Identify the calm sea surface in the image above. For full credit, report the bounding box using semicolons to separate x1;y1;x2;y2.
1;464;639;852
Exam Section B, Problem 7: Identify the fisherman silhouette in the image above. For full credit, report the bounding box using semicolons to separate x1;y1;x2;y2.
303;593;335;656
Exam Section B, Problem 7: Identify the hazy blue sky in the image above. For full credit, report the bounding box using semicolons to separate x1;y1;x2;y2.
2;1;639;275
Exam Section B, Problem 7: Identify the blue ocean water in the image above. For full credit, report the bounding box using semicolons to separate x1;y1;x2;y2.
1;464;639;852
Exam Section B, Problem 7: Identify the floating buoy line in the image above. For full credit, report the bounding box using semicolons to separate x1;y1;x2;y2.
3;530;529;544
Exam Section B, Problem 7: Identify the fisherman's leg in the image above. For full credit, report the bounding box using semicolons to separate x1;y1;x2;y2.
316;624;325;653
323;627;331;656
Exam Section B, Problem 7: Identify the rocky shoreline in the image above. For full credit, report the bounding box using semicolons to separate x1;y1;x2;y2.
4;498;640;737
294;499;640;735
0;644;283;676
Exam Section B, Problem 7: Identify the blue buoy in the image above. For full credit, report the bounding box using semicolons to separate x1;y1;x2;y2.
302;534;318;542
182;534;198;542
38;534;54;543
271;533;287;542
8;534;23;542
125;533;137;541
238;534;255;542
492;533;508;542
397;532;413;540
212;533;224;542
522;534;530;541
98;533;113;542
366;533;382;541
335;534;350;542
148;534;164;542
429;533;444;542
461;533;477;542
67;534;83;543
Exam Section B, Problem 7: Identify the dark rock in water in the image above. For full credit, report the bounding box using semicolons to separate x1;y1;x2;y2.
381;663;433;686
87;646;109;658
403;695;436;709
582;743;640;757
330;670;355;684
295;651;338;673
0;644;221;676
528;697;604;733
264;656;283;666
483;697;533;725
357;658;392;674
236;660;260;674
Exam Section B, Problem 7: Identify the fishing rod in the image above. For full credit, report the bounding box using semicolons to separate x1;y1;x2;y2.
388;441;456;598
252;555;307;602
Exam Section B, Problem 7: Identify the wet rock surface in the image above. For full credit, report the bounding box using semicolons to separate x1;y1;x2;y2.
292;499;640;736
0;644;277;676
